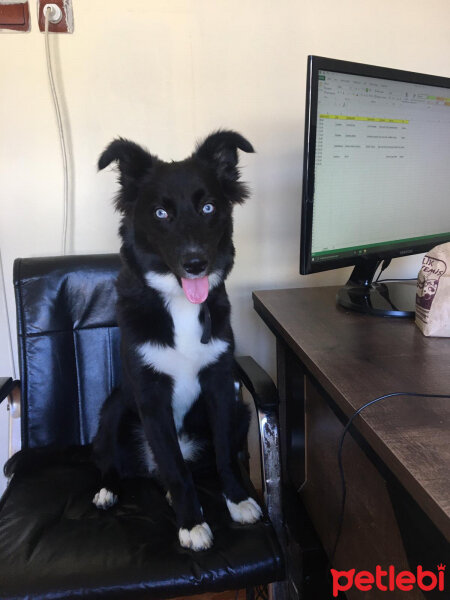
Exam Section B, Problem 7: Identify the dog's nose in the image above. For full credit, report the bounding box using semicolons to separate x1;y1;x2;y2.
183;257;208;276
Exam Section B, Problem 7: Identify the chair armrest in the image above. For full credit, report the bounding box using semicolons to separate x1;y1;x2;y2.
0;378;17;405
1;378;21;458
234;356;278;413
235;356;286;562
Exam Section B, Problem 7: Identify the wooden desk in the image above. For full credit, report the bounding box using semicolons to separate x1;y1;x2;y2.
253;286;450;599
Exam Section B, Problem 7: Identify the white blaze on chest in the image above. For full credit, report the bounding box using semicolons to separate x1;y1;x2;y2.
137;272;228;431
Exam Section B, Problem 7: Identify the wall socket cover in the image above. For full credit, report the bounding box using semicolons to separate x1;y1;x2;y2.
0;2;31;32
38;0;73;33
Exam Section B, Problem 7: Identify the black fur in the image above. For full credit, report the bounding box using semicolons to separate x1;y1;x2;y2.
4;445;92;478
93;131;256;540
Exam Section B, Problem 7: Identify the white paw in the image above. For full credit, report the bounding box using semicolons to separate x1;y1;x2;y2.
93;487;118;510
178;522;213;551
226;497;262;524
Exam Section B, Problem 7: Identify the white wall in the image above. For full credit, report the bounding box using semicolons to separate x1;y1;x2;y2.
1;0;449;492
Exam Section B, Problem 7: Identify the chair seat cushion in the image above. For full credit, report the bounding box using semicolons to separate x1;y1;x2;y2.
0;452;284;599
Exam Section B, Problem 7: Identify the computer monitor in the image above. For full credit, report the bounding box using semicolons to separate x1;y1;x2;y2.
300;56;450;317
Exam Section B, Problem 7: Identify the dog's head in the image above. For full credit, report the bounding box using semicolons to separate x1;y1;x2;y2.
99;130;254;303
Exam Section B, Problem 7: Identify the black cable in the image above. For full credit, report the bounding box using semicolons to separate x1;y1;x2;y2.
374;259;417;284
374;258;391;282
376;278;416;283
329;390;450;567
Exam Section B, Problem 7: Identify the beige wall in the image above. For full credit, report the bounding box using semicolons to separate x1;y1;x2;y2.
1;0;449;492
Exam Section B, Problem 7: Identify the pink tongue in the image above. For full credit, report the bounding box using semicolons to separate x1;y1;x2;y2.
181;276;209;304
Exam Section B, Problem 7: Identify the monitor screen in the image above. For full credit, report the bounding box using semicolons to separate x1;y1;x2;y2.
300;56;450;275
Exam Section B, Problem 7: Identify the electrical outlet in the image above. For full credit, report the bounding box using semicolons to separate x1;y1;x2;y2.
38;0;73;33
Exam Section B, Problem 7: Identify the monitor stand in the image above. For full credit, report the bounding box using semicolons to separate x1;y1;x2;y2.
337;260;416;318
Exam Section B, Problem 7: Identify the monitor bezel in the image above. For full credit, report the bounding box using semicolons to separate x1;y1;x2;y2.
300;55;450;275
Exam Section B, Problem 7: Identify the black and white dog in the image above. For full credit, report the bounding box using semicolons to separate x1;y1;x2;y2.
92;131;262;551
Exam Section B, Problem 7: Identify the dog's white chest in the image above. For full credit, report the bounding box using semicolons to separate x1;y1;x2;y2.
137;281;228;431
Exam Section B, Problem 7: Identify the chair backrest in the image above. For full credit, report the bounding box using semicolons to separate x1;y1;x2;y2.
14;254;122;449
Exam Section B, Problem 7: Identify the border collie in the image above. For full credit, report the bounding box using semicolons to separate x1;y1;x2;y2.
92;130;262;551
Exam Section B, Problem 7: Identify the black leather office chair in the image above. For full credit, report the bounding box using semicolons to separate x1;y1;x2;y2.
0;254;285;600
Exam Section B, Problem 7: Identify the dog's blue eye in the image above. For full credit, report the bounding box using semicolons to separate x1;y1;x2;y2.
202;203;215;215
155;208;168;220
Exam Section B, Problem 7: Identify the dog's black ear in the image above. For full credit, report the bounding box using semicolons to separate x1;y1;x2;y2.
98;138;153;179
98;138;153;212
195;130;254;203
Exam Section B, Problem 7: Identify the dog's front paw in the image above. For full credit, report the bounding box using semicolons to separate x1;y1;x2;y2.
178;522;213;551
226;497;262;524
93;487;118;510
